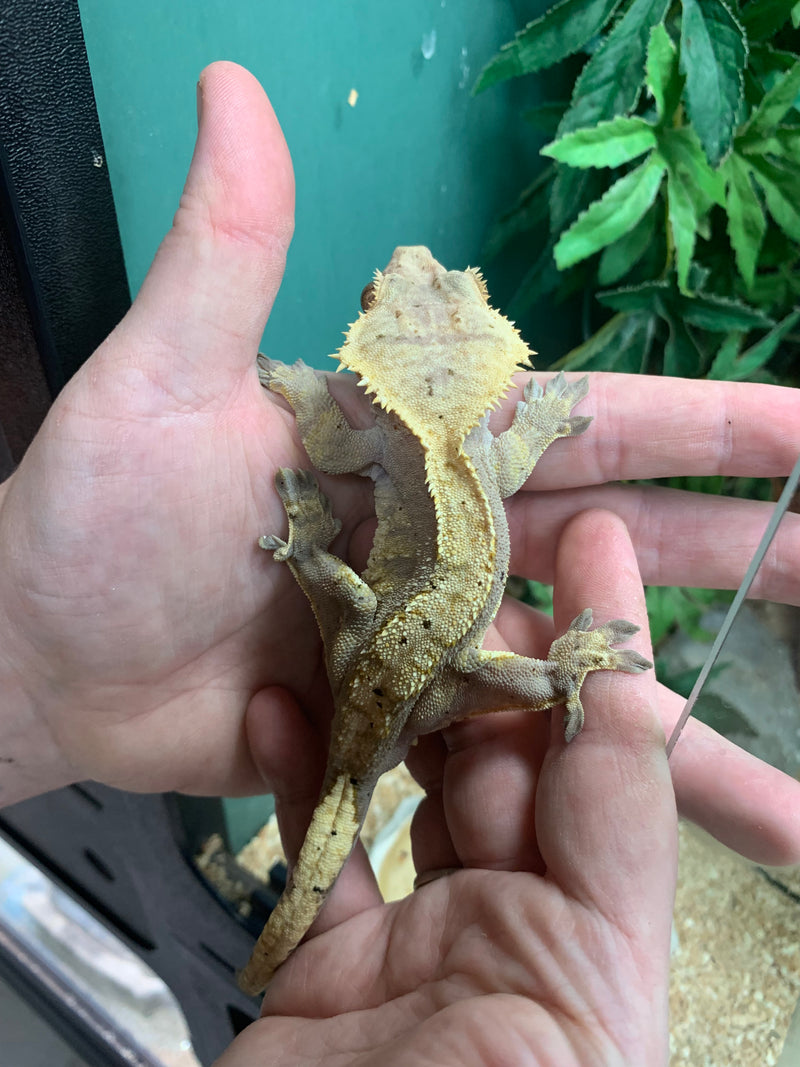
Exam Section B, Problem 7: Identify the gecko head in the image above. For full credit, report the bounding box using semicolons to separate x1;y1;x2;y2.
336;247;535;438
359;246;488;309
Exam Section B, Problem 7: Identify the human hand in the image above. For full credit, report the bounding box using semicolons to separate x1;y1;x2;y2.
216;511;676;1066
0;62;798;877
0;61;300;799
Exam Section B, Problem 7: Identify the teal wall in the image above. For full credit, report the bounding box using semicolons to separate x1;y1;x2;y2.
78;1;543;367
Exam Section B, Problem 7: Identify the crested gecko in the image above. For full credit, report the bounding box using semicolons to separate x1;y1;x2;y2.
238;246;651;994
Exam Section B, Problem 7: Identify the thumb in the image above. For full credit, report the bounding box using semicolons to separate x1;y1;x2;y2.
110;61;295;393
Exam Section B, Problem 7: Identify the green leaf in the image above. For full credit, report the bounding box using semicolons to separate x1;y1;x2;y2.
687;263;712;291
657;129;725;296
559;0;671;134
729;476;773;502
523;103;569;137
740;0;798;39
597;278;672;312
646;22;681;120
750;267;800;309
554;152;667;268
646;589;679;645
657;127;726;213
680;0;747;165
661;301;706;375
666;166;698;293
722;153;766;289
554;310;656;371
707;331;744;379
667;475;727;497
549;164;603;234
749;43;800;83
754;224;799;269
597;280;707;375
766;128;800;160
738;128;800;158
777;128;800;158
598;203;658;284
506;577;555;613
601;277;708;373
483;167;554;260
661;587;724;642
681;291;774;331
507;241;563;318
654;660;719;698
744;59;800;137
748;156;800;241
599;279;773;370
709;310;800;379
473;0;623;91
542;117;658;168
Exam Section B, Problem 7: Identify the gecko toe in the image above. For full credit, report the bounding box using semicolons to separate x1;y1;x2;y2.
568;608;594;632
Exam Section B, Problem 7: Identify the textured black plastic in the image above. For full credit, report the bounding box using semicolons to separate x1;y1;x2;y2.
0;0;131;396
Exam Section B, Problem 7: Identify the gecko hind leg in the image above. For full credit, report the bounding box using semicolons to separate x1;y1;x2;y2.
547;610;652;740
260;467;342;563
407;610;651;743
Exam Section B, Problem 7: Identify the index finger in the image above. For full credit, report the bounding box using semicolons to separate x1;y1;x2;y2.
504;373;800;489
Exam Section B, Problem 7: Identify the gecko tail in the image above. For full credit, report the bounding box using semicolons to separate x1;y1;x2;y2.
237;774;363;996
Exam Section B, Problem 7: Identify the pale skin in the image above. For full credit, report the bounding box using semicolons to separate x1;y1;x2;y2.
0;61;799;1065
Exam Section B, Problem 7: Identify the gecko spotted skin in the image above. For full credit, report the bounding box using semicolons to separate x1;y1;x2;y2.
238;246;651;995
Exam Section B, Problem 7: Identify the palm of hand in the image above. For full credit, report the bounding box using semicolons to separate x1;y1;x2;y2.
0;341;342;792
223;874;658;1067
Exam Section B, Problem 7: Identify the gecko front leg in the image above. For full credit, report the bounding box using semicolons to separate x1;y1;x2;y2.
259;356;384;475
262;467;377;677
490;373;593;498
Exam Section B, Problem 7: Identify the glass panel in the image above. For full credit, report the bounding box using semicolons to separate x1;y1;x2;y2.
0;837;199;1067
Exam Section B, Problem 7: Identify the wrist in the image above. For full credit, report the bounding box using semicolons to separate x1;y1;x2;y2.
0;476;79;805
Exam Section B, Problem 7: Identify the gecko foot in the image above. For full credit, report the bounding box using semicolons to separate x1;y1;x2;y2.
548;609;652;741
531;372;593;439
512;372;593;454
259;468;341;562
257;355;321;407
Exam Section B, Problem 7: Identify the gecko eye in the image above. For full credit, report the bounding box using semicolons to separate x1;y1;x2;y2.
360;281;377;311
